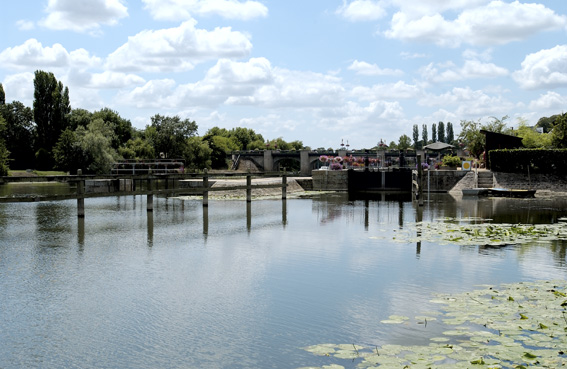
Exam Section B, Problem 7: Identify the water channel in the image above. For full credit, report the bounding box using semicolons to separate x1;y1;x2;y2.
1;184;567;368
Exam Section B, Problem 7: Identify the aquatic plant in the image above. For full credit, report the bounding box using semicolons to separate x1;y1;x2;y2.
299;279;567;368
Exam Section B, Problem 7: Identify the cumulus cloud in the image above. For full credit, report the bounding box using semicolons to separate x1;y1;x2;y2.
2;72;35;105
142;0;268;21
385;1;567;47
350;81;421;100
347;60;403;76
419;86;515;116
336;0;387;22
513;45;567;90
105;20;252;72
40;0;128;33
0;39;101;70
391;0;488;17
420;60;508;82
529;91;567;110
16;20;35;31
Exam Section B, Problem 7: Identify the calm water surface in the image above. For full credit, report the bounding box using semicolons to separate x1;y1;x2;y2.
1;191;567;369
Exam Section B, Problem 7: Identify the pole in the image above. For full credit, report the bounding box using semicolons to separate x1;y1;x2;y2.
203;169;209;207
77;169;85;218
246;174;252;203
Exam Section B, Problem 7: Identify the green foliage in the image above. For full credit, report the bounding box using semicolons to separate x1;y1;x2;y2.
437;121;445;143
388;141;397;150
35;148;52;171
119;137;155;160
147;114;198;159
33;70;71;156
53;129;85;174
441;155;461;167
205;135;239;169
458;119;485;158
0;116;10;176
516;120;552;148
68;108;92;131
421;124;428;145
397;134;412;150
431;123;437;142
551;113;567;149
0;83;5;105
0;101;35;169
446;122;454;145
92;108;133;149
184;136;212;171
75;119;120;174
412;124;419;149
536;114;560;133
490;148;567;173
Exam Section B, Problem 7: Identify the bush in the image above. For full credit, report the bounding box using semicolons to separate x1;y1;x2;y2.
442;155;461;167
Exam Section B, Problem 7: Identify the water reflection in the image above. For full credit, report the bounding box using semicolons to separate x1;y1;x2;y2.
2;191;567;369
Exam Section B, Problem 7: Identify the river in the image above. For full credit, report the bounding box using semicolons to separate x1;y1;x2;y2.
1;188;566;368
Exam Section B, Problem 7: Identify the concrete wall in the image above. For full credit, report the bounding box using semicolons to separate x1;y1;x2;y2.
312;169;348;191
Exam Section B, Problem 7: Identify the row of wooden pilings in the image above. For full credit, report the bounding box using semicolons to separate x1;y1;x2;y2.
72;169;288;218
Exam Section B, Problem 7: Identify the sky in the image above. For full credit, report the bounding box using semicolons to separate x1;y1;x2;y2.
1;0;567;150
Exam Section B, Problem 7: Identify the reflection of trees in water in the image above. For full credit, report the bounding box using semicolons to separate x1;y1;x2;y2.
34;202;72;248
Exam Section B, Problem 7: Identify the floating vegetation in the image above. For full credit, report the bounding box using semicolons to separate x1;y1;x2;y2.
299;280;567;368
378;218;567;247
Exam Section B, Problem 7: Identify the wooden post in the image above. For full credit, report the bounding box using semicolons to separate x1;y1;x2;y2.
203;169;209;207
246;174;252;203
417;155;424;206
77;169;85;218
282;173;287;200
147;171;153;212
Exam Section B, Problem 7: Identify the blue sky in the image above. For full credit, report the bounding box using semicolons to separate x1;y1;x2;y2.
1;0;567;149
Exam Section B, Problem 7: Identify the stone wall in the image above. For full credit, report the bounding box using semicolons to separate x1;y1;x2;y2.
422;170;469;192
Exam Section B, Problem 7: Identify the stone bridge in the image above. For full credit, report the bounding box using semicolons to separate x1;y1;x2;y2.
232;150;393;176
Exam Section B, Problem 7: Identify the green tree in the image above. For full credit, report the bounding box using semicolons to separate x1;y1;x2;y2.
437;121;445;143
0;83;5;105
0;101;35;169
204;135;239;169
458;119;484;158
388;141;397;150
75;118;120;174
431;123;437;142
422;124;428;145
184;136;212;171
33;70;71;165
229;127;264;150
446;122;455;145
118;137;155;160
551;113;567;149
0;116;9;175
398;134;412;150
516;119;552;148
69;108;93;131
92;108;133;149
146;114;198;158
53;129;85;174
412;124;419;150
536;114;560;133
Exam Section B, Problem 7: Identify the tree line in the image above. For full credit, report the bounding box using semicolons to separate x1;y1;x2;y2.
0;70;307;176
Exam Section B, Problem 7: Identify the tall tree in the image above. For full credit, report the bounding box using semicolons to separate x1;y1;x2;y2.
412;124;419;150
458;119;484;158
0;101;35;169
146;114;198;158
446;122;454;145
0;83;5;105
431;123;437;143
422;124;428;145
398;134;412;150
437;121;445;143
33;71;71;156
92;108;133;149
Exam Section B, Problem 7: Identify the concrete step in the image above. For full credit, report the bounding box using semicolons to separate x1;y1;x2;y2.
477;172;493;188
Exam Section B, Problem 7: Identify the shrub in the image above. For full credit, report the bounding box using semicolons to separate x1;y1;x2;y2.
442;155;461;167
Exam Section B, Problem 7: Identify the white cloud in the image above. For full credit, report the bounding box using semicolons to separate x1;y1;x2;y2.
391;0;488;17
336;0;387;22
420;86;515;116
385;1;567;47
420;60;508;82
0;39;101;70
513;45;567;90
40;0;128;33
2;72;35;105
105;20;252;72
529;91;567;111
347;60;403;76
16;20;35;31
350;81;421;100
142;0;268;21
88;72;146;89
